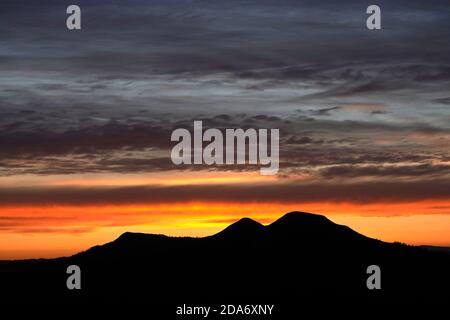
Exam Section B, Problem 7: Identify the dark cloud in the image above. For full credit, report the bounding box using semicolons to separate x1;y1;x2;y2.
0;179;449;206
319;164;450;179
1;0;450;76
371;110;388;115
285;135;323;145
0;121;172;156
309;107;341;116
0;111;447;176
0;0;448;182
433;97;450;105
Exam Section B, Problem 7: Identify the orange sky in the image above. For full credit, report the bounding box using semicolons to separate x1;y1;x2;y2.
1;171;449;259
1;199;450;260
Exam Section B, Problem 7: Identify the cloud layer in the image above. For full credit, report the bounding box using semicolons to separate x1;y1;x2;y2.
0;0;449;208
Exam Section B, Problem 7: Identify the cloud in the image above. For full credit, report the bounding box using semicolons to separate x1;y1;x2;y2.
0;179;449;206
0;111;447;176
433;97;450;105
0;121;172;156
0;227;96;234
319;164;450;178
308;107;341;116
338;103;387;112
0;0;449;192
2;0;450;78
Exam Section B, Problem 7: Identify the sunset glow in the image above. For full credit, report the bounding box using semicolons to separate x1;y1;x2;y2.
1;0;449;263
1;196;450;259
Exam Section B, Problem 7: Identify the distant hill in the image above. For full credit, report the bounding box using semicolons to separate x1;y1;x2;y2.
420;245;450;254
1;211;449;300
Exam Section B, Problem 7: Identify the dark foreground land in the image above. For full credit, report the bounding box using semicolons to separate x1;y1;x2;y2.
1;212;449;301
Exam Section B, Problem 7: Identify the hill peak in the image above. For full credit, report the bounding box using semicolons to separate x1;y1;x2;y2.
271;211;331;225
267;211;337;235
116;231;145;241
235;217;263;227
213;217;264;239
113;232;168;245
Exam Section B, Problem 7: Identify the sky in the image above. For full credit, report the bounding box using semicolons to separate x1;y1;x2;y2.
0;0;449;259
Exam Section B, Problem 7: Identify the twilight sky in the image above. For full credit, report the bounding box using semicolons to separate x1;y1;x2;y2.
0;0;449;259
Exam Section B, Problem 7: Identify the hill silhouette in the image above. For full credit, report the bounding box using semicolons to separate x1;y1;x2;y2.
1;211;449;300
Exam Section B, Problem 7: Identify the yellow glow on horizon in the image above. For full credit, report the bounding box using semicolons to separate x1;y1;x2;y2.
1;200;450;260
